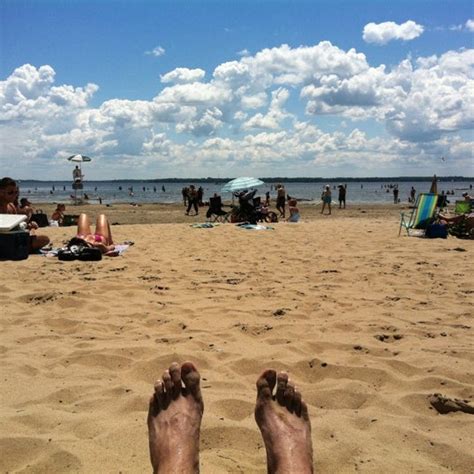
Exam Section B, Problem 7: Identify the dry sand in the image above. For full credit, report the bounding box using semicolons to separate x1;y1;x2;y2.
1;203;473;473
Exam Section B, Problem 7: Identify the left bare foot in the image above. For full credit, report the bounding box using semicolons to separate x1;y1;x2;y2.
147;362;204;474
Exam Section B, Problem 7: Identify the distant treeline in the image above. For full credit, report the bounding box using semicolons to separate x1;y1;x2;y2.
22;176;472;184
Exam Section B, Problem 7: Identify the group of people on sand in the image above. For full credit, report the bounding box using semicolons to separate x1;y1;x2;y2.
1;177;116;255
182;185;204;215
320;184;347;215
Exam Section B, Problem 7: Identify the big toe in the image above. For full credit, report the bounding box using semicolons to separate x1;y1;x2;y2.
256;369;277;401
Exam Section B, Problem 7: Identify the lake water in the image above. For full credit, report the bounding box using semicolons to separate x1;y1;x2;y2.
16;179;473;205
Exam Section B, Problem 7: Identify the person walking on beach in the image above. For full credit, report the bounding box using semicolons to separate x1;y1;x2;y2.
337;184;346;209
410;186;416;203
393;186;399;204
276;184;286;218
185;185;199;216
182;187;188;207
321;185;332;215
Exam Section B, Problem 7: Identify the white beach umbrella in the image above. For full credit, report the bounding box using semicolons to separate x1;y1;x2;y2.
221;177;265;193
67;154;92;163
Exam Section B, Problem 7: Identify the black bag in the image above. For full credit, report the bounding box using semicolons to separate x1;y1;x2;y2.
58;238;102;261
30;211;49;227
63;214;79;226
425;223;448;239
0;231;29;260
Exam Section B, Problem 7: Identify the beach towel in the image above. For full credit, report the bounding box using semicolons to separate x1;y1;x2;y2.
236;223;274;230
190;223;220;228
41;241;133;258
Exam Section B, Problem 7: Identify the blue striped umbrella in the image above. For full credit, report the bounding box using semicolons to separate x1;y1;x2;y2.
221;177;265;193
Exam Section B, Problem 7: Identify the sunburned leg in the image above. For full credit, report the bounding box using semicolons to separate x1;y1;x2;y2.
147;362;204;474
255;370;313;474
95;214;113;245
77;213;92;236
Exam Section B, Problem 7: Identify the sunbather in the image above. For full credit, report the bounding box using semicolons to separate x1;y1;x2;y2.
0;177;50;252
74;213;115;254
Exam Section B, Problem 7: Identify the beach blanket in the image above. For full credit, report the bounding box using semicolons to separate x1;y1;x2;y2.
40;241;133;258
236;223;274;230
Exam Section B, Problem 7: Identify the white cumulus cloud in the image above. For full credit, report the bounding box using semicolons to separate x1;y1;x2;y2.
160;68;206;84
363;20;424;45
466;19;474;32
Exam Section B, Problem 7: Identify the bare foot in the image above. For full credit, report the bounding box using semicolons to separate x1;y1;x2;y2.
147;362;204;474
255;370;313;474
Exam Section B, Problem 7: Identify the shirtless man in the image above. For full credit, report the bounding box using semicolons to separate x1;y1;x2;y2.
148;362;313;473
0;177;50;252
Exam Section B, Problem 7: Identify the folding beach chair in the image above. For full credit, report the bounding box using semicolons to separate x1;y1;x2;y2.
399;193;438;236
206;196;230;223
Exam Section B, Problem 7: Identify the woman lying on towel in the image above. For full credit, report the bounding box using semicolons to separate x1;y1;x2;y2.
74;213;115;254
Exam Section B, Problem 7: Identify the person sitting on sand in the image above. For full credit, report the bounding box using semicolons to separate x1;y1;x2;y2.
18;197;35;221
73;213;115;254
276;184;286;218
438;212;474;239
148;362;313;473
51;204;66;225
0;177;50;252
321;185;332;215
287;198;300;223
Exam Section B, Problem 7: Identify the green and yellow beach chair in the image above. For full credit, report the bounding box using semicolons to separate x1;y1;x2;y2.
454;200;472;215
399;193;438;236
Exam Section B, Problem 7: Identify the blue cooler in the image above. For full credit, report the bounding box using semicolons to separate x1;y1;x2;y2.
0;230;30;260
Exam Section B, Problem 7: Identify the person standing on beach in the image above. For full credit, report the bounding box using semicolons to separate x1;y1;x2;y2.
321;185;332;215
182;187;188;206
276;184;286;218
393;186;399;204
337;184;346;209
410;186;416;203
197;186;204;206
186;185;199;216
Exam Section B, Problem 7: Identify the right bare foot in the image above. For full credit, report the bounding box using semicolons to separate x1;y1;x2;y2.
255;370;313;474
147;362;204;474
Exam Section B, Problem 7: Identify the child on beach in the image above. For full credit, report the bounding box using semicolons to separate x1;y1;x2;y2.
321;185;332;215
287;198;300;222
51;204;66;226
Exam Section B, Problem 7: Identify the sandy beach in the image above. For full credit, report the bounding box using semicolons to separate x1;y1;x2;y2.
1;202;473;473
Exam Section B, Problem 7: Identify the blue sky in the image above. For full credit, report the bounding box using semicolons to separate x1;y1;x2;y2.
1;0;473;179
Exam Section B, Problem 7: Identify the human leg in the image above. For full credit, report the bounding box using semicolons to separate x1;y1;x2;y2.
29;234;50;252
148;362;203;474
95;214;114;245
76;213;92;236
186;200;193;215
255;370;313;474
